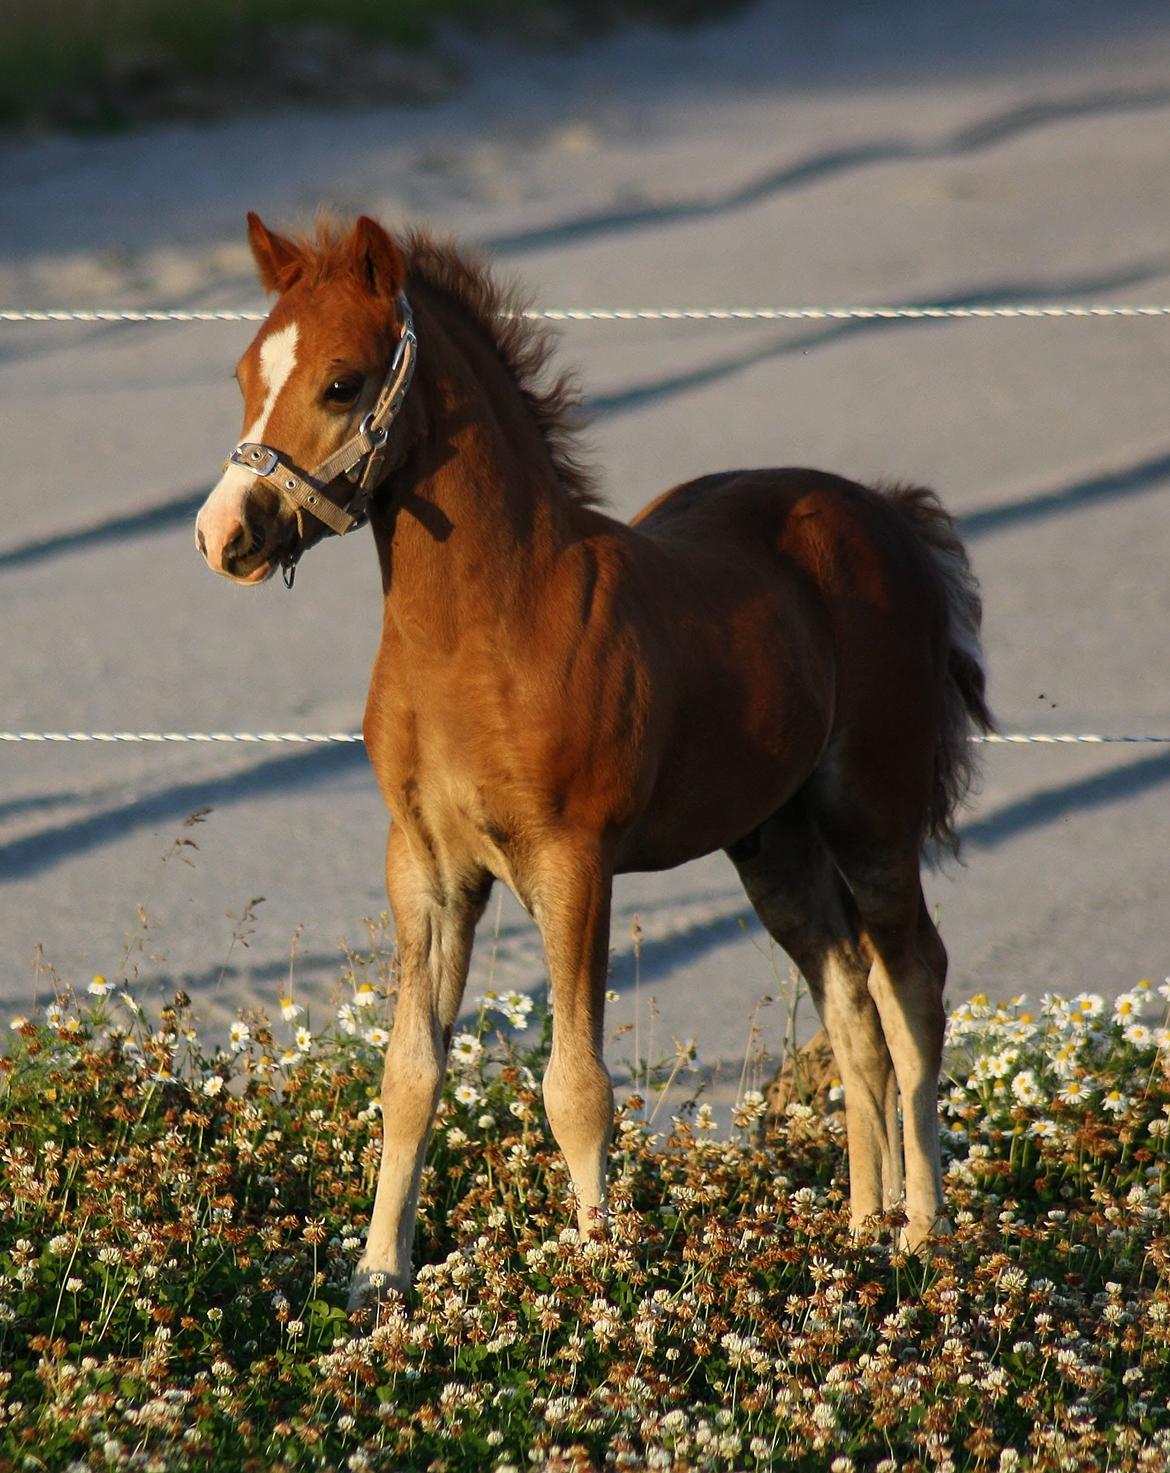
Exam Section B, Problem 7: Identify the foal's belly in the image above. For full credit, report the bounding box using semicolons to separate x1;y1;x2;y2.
613;714;824;873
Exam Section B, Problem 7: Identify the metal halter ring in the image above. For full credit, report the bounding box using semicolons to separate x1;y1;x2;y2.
358;412;390;446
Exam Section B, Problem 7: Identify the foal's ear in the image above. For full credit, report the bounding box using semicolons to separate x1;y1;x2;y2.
246;212;306;295
350;216;406;300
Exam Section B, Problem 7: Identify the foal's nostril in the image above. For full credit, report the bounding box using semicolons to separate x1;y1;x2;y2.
196;528;207;558
220;520;246;566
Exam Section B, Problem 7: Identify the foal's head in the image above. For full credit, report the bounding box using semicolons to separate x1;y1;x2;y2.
196;214;412;584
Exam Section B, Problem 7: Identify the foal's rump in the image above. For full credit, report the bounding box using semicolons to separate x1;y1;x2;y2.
628;466;990;862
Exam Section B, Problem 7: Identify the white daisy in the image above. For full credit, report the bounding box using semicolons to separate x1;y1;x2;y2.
449;1032;483;1070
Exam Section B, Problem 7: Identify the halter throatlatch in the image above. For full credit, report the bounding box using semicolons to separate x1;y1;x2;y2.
225;293;417;586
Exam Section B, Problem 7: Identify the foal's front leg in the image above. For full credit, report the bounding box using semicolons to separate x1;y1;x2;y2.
536;845;615;1237
349;828;484;1307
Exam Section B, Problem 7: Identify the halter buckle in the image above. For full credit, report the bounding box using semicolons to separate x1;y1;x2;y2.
232;444;279;477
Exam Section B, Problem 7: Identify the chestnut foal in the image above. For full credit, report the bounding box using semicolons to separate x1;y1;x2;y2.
196;214;992;1305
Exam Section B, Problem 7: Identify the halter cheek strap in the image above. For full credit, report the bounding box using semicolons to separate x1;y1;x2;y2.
225;293;418;550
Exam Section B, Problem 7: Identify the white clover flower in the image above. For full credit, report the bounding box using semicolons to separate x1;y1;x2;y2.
449;1032;483;1069
695;1103;718;1132
202;1076;225;1098
229;1020;250;1052
279;997;303;1022
87;975;111;997
353;983;377;1008
295;1026;313;1052
363;1026;389;1048
455;1083;481;1107
48;1234;72;1255
66;1277;83;1293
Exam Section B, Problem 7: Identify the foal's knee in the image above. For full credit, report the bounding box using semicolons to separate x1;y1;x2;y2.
543;1051;613;1145
381;1036;445;1139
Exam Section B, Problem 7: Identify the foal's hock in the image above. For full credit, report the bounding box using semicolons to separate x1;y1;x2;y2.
195;213;992;1305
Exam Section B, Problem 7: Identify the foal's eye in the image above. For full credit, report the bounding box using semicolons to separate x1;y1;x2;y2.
324;378;363;405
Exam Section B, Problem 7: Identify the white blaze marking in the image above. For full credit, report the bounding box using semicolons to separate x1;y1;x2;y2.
247;321;300;442
197;320;300;558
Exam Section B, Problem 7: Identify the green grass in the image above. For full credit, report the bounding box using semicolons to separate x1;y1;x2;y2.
0;0;741;128
2;963;1169;1470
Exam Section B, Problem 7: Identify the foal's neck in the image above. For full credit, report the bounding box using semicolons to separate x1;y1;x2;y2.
370;287;581;652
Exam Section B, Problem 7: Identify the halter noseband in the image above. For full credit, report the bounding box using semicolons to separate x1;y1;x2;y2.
226;293;418;586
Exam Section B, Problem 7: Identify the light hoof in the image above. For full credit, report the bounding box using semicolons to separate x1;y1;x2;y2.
848;1212;884;1242
899;1214;953;1257
347;1264;408;1314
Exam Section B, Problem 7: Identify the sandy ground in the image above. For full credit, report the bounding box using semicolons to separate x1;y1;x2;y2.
2;0;1170;1091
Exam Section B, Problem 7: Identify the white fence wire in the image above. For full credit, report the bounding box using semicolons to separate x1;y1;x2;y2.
1;732;1168;746
5;297;1169;753
5;304;1170;324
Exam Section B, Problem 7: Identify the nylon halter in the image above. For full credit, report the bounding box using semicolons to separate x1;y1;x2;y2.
226;294;418;586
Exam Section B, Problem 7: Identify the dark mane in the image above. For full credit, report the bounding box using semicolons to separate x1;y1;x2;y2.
401;228;600;507
290;217;599;506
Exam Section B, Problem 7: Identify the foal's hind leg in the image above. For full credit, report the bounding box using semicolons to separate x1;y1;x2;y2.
729;799;903;1229
827;840;949;1250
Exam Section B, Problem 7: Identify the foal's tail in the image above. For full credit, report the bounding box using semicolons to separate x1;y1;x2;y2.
886;485;995;858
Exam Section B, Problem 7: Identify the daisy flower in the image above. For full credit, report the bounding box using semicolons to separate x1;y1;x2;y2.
364;1026;390;1048
1058;1076;1095;1106
449;1032;483;1069
280;997;302;1022
229;1020;251;1052
1112;991;1145;1024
